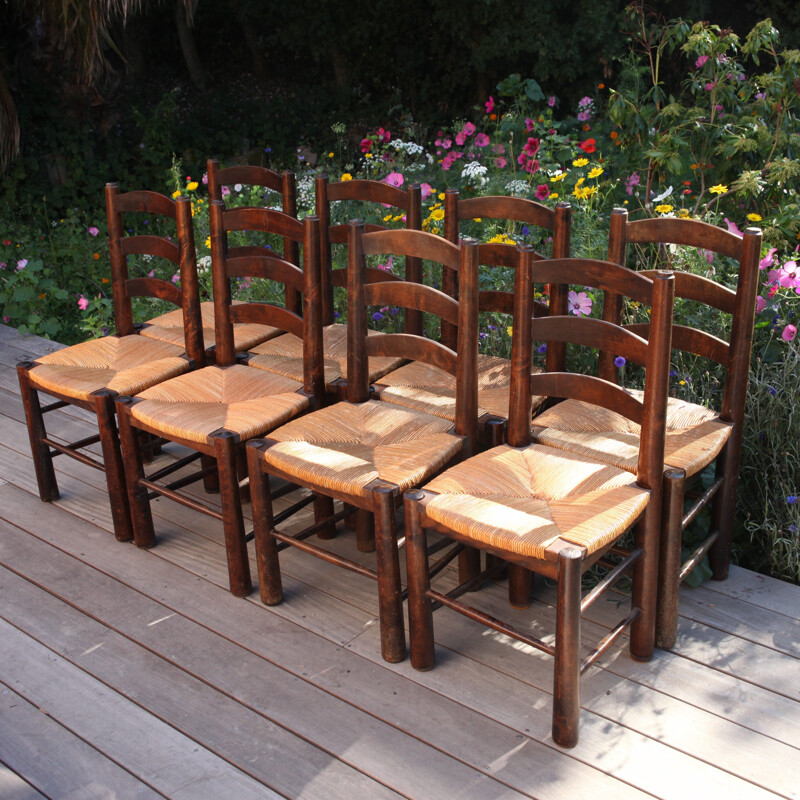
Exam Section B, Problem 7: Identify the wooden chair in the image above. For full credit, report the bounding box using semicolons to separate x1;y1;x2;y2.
372;193;571;446
245;222;480;663
403;251;675;747
115;202;324;597
245;175;423;397
17;184;205;542
139;158;299;354
532;209;762;647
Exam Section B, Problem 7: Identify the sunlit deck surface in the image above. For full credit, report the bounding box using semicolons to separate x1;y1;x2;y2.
1;323;799;799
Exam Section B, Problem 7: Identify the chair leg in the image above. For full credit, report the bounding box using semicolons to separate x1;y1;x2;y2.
16;362;59;502
553;547;582;748
630;504;660;663
200;454;220;493
212;431;252;598
92;389;133;542
354;508;375;552
709;444;736;581
656;468;686;649
458;547;481;587
246;441;283;605
372;484;406;663
508;564;534;608
314;494;337;540
404;490;435;671
117;398;156;548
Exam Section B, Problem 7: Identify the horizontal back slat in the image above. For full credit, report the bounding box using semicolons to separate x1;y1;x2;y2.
230;303;303;339
363;229;461;272
331;266;397;287
532;316;650;366
639;269;737;314
126;277;182;306
626;217;742;259
531;258;655;305
214;165;282;193
458;195;555;228
224;207;304;241
115;190;176;218
363;281;460;327
366;333;458;375
626;322;730;364
121;235;180;263
327;179;410;208
225;255;304;292
530;373;644;425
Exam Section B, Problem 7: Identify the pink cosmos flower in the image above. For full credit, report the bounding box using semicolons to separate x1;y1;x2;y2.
171;273;180;284
420;183;433;199
577;111;591;122
525;118;535;132
442;154;455;171
435;137;452;150
568;290;592;316
16;259;27;271
493;157;507;169
492;143;505;155
703;249;715;265
625;173;640;195
202;173;209;185
485;96;494;114
384;171;404;188
455;132;467;146
723;218;743;237
782;324;797;342
696;55;709;69
376;127;391;142
88;226;99;236
535;184;550;201
474;133;490;147
462;121;476;137
221;186;231;197
547;96;556;107
360;138;373;153
524;159;540;174
760;248;777;270
77;295;89;311
705;82;716;91
756;295;767;313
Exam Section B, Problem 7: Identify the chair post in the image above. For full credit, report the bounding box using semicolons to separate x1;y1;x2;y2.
656;467;686;649
440;189;460;350
91;388;133;542
211;430;252;597
553;546;582;748
313;494;337;540
16;362;59;502
508;566;533;609
709;443;737;580
405;490;435;670
246;440;283;605
372;483;406;663
116;397;156;548
354;509;375;552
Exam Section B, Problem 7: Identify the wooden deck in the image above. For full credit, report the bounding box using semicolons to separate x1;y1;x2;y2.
1;323;799;800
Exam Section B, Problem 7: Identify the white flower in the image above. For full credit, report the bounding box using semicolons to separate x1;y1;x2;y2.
651;185;673;203
234;183;243;192
505;179;529;197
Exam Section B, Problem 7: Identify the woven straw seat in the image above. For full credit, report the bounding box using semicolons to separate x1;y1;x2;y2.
28;335;189;402
247;323;403;390
533;393;731;477
422;443;649;560
262;399;462;499
130;364;308;445
376;355;544;423
141;300;280;352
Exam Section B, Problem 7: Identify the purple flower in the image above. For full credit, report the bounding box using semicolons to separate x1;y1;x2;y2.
614;356;626;368
787;495;798;504
625;173;640;195
372;311;384;321
537;344;547;354
547;96;556;107
88;226;99;236
567;290;592;317
77;295;89;310
760;248;777;270
695;55;709;69
16;259;27;271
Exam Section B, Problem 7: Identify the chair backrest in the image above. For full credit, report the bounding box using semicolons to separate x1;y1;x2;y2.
315;174;423;333
209;200;324;400
508;252;675;491
105;182;205;367
346;222;479;445
441;190;572;351
604;208;762;426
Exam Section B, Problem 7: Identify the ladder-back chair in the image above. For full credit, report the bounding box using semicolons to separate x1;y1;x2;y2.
116;202;323;597
403;251;675;747
374;193;571;445
17;184;205;542
139;158;298;354
246;175;423;397
533;209;761;647
246;222;480;663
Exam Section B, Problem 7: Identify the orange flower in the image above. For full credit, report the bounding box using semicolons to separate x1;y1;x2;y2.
597;83;605;89
609;131;618;140
93;253;100;260
101;277;109;283
582;124;591;131
490;113;497;120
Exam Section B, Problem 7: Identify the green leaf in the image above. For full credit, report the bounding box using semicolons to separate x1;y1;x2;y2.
12;286;35;302
524;79;544;102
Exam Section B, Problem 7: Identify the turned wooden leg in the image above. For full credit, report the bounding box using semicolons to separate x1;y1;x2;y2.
553;547;582;748
709;445;736;581
246;441;283;605
405;490;435;671
116;397;156;548
508;565;534;609
212;431;252;598
630;504;659;663
313;494;337;540
656;468;686;650
17;362;59;502
372;484;406;663
355;508;375;552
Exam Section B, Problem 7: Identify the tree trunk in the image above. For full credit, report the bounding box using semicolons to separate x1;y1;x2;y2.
229;0;268;84
175;0;206;90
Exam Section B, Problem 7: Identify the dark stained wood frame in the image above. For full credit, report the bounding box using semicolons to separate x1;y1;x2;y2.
403;248;675;748
602;207;762;648
246;222;480;663
17;184;204;543
116;203;324;597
